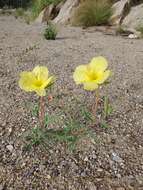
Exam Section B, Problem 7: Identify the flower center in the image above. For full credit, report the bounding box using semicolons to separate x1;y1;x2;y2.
88;71;98;80
35;80;43;87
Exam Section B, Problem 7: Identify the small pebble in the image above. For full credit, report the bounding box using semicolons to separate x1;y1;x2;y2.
46;175;51;179
97;168;103;172
111;152;123;163
84;156;88;162
8;127;12;133
116;173;121;178
6;144;13;152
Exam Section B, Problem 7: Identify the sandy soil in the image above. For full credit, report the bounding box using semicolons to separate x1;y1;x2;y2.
0;15;143;190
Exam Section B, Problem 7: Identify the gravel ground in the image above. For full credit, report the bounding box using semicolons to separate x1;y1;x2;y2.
0;15;143;190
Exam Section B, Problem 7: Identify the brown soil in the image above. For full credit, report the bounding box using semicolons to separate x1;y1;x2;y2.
0;16;143;190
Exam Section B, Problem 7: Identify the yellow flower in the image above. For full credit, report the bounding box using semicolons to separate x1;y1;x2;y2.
73;56;111;91
19;66;54;96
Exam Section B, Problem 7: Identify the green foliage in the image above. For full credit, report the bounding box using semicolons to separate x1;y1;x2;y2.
24;117;91;152
24;126;46;150
81;106;93;122
15;8;25;18
24;97;95;151
100;122;109;129
44;23;57;40
44;113;57;126
32;104;39;117
46;120;90;151
97;96;113;129
73;0;113;27
103;96;113;119
24;93;113;151
14;8;31;24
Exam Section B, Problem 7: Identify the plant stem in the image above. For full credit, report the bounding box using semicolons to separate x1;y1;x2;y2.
93;89;99;122
39;96;45;128
104;96;107;119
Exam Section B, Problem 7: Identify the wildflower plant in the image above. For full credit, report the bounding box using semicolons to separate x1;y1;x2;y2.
19;66;93;151
19;65;55;128
73;56;111;124
19;58;111;151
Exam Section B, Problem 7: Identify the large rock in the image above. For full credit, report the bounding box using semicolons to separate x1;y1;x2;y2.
110;0;130;25
122;3;143;29
35;4;55;23
34;9;45;23
43;4;55;22
53;0;79;24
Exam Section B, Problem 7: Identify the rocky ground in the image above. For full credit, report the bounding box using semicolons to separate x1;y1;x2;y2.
0;15;143;190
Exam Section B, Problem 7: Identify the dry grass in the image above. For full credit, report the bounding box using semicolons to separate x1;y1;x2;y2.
73;0;113;27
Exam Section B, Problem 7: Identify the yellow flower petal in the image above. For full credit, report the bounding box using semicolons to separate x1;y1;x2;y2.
73;65;89;84
95;70;110;84
19;72;37;91
42;76;54;88
35;89;46;96
32;66;49;81
89;56;108;72
19;66;55;96
83;82;98;91
73;56;111;91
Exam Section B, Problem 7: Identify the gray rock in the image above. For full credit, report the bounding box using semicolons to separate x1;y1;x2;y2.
35;4;55;23
110;0;129;25
53;0;79;24
122;4;143;29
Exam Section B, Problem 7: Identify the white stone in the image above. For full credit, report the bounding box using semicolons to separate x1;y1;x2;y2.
128;33;138;39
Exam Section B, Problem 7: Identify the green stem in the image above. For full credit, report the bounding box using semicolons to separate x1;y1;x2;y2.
93;89;99;122
39;96;45;128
